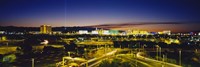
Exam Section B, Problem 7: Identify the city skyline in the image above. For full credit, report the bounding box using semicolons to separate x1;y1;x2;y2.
1;0;200;66
1;0;200;32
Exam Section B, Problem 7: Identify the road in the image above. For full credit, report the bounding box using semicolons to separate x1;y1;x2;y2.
56;48;182;67
136;52;181;67
83;48;182;67
79;49;119;67
117;52;182;67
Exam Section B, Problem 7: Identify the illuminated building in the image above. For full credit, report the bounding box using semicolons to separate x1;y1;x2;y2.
40;25;52;34
97;29;110;35
102;30;110;35
78;30;88;34
29;31;40;34
91;29;113;35
0;31;5;34
158;32;163;34
127;30;149;35
163;30;171;35
52;31;62;35
0;36;7;41
109;30;119;35
158;30;171;35
91;30;98;34
164;39;180;44
97;29;104;35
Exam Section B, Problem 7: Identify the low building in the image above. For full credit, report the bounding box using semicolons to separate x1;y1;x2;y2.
109;30;119;35
163;30;171;35
127;30;149;35
52;31;62;35
91;30;98;34
78;30;88;34
0;31;5;34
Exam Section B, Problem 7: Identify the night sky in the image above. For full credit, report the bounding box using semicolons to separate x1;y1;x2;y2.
0;0;200;32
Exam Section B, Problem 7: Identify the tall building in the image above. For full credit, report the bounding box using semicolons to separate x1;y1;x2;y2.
40;25;52;34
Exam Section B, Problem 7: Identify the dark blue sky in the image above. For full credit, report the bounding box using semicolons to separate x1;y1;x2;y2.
0;0;200;32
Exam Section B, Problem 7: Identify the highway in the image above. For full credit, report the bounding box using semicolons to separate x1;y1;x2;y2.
77;48;182;67
136;52;181;67
116;52;182;67
79;49;119;67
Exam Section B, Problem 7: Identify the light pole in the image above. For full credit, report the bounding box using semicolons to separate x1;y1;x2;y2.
179;50;181;66
6;42;9;52
155;45;159;60
156;47;158;60
68;52;71;57
97;45;98;49
135;53;138;67
86;61;88;67
162;55;165;62
195;49;198;53
104;44;106;53
32;58;34;67
84;48;87;59
139;42;141;52
159;47;162;61
6;42;8;47
143;44;146;52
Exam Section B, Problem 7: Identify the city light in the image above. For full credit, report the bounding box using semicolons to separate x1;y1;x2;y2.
0;0;200;67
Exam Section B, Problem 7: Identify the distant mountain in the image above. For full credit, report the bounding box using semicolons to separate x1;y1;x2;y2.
53;27;98;32
0;26;39;32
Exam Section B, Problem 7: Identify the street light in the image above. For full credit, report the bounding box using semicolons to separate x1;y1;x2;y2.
159;47;162;61
156;47;158;60
6;42;9;52
179;50;181;66
84;48;87;59
135;53;138;67
155;45;159;60
143;44;147;52
68;52;71;57
32;58;34;67
162;55;165;62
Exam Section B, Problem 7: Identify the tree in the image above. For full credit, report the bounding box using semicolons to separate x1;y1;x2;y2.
111;59;121;67
17;44;33;56
99;60;111;67
64;41;77;51
121;62;131;67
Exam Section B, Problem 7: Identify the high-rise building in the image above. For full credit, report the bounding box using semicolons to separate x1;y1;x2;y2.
40;25;52;34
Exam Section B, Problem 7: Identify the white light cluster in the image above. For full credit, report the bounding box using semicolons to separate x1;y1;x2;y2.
79;30;88;34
